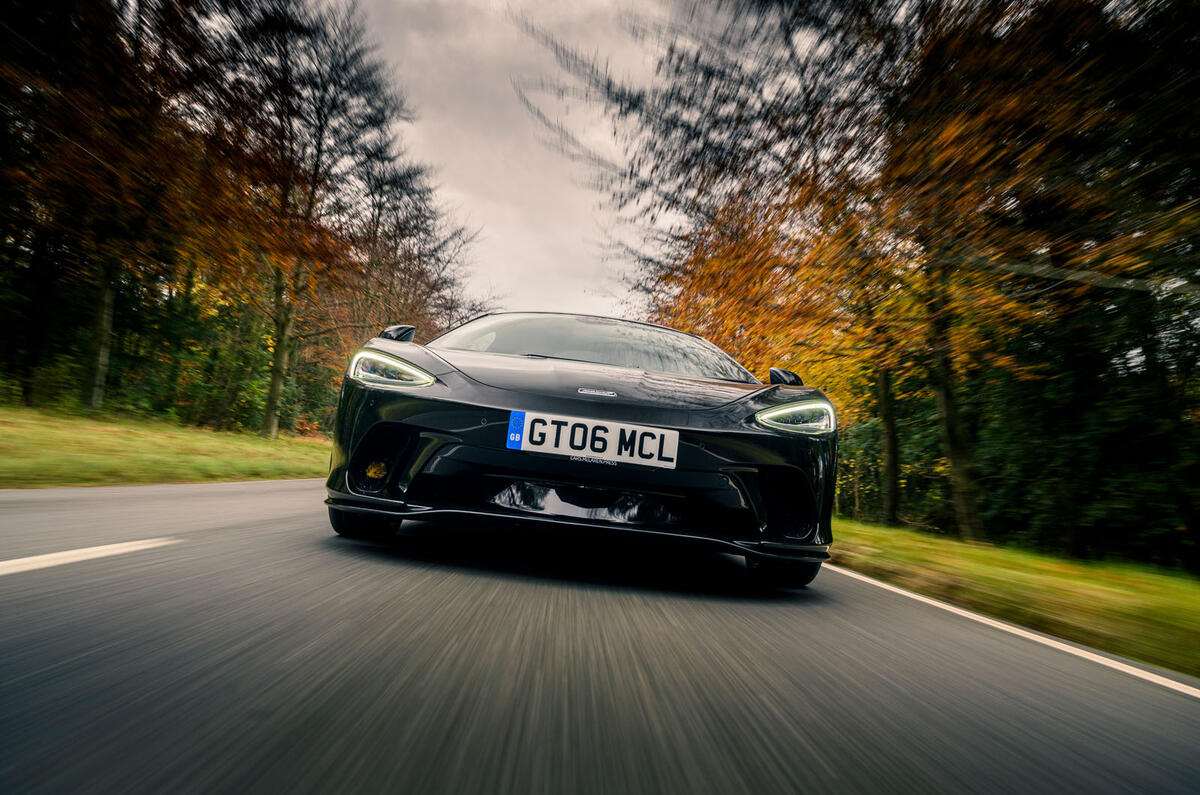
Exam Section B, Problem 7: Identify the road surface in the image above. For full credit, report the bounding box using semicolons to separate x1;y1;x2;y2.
1;479;1198;793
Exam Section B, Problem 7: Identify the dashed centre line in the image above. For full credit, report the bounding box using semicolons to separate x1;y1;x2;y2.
0;538;183;576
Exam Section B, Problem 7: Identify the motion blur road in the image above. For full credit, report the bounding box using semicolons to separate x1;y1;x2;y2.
2;480;1198;793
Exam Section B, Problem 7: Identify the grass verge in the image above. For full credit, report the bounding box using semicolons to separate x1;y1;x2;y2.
831;517;1200;678
0;407;330;488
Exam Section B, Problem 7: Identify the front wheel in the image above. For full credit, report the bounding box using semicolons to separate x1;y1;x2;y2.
747;557;821;588
328;507;396;541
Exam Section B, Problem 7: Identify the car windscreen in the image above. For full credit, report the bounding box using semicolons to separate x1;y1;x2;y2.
429;314;758;384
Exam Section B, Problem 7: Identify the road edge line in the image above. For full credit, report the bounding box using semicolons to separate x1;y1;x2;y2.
825;563;1200;701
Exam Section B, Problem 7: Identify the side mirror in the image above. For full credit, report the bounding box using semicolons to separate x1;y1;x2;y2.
769;367;803;386
379;324;416;342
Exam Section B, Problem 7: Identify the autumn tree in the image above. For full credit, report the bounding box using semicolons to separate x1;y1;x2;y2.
218;0;409;436
1;0;214;407
529;0;1200;559
523;0;933;527
1;0;479;435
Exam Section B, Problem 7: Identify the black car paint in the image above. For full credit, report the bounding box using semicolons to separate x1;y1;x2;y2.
326;334;836;563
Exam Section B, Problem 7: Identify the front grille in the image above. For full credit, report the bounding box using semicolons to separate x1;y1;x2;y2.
405;468;758;539
490;479;686;527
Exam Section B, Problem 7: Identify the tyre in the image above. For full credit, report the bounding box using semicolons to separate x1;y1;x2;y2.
747;557;821;588
328;507;396;541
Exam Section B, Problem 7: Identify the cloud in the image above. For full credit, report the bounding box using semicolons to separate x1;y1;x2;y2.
365;0;663;317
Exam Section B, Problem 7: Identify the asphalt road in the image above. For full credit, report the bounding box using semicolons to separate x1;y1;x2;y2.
1;479;1198;794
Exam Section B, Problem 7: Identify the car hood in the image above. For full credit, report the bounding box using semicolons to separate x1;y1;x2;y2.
427;347;766;410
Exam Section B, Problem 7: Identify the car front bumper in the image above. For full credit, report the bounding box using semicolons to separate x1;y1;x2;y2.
326;378;835;563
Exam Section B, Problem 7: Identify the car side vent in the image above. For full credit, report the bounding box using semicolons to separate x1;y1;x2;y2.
756;466;818;541
348;424;418;495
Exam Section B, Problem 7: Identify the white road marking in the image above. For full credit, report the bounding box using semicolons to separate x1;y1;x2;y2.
0;538;182;577
826;564;1200;701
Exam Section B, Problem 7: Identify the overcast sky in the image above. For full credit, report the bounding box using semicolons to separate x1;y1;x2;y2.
364;0;664;318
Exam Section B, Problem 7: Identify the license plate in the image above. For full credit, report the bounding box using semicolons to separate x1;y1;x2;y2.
505;411;679;469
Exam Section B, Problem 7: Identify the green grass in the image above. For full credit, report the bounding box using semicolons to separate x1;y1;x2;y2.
831;517;1200;678
0;407;330;488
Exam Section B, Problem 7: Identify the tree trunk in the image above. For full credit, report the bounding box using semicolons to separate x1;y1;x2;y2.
88;272;116;409
261;268;292;438
852;459;862;519
261;318;292;438
17;231;56;406
160;265;195;412
926;264;985;542
930;359;984;541
877;367;901;525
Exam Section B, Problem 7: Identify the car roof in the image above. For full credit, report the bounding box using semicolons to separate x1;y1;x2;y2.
455;311;706;340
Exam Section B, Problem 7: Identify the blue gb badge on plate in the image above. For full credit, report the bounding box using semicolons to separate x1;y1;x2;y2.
506;411;526;449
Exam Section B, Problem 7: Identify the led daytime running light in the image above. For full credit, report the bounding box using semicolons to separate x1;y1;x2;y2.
348;350;435;388
755;400;836;434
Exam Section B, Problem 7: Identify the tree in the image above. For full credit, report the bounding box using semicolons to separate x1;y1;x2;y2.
221;0;411;436
1;0;480;435
527;0;1200;554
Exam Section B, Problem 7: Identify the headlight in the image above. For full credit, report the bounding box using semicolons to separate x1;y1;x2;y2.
348;350;435;388
755;400;836;434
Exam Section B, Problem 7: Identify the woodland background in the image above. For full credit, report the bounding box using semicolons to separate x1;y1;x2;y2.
1;0;482;437
527;0;1200;570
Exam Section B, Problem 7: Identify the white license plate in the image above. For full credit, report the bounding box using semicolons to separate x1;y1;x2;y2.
505;411;679;469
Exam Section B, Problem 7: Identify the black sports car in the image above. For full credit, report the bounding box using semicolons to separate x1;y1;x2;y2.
326;312;836;586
